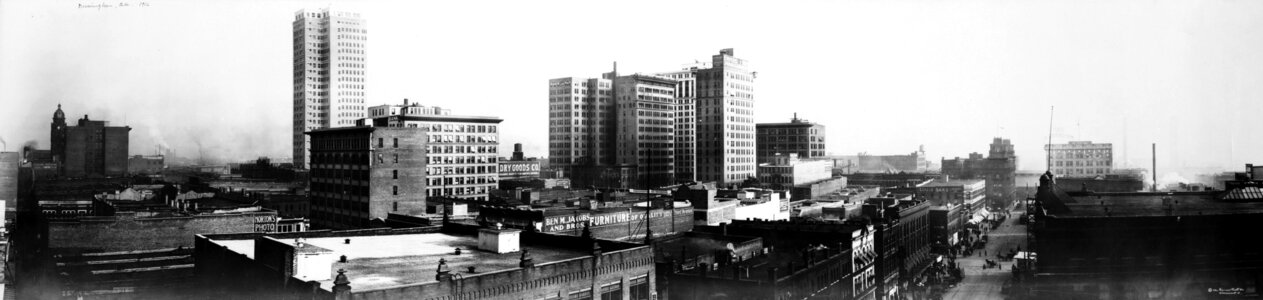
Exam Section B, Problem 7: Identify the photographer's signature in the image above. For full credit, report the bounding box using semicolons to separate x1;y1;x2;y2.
78;2;150;9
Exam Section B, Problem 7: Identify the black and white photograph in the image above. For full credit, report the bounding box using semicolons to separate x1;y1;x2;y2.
2;0;1262;299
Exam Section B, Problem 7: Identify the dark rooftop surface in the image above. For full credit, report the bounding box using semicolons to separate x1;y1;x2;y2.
1055;191;1263;217
655;234;760;260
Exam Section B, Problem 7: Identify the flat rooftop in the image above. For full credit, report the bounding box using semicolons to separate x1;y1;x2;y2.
920;178;985;188
1055;191;1263;217
655;233;760;262
209;232;590;291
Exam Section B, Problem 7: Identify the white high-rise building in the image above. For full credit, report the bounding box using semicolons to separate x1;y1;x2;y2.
293;8;367;169
695;48;756;186
657;62;707;183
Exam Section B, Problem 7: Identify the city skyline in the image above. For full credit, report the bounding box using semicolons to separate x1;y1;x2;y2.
3;0;1262;178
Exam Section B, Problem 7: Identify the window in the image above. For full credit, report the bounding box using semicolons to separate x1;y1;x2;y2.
629;277;650;300
569;289;593;300
393;202;398;211
393;170;398;179
378;138;383;148
600;282;622;300
392;186;398;195
393;138;398;148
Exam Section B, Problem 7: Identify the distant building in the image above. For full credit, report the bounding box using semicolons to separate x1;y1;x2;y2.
1045;141;1112;177
478;199;693;242
236;157;298;181
194;225;657;300
364;99;502;202
128;155;165;175
757;153;832;187
292;8;368;169
831;147;930;174
941;138;1018;207
916;177;986;210
1;152;16;208
50;105;131;177
845;173;939;189
756;114;826;164
306;126;428;229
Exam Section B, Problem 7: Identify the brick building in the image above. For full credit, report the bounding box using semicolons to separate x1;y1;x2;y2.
662;220;879;300
364;99;502;202
50;105;131;177
307;126;429;229
1021;169;1263;299
941;138;1017;207
20;194;281;299
862;197;932;300
756;114;826;164
478;199;694;242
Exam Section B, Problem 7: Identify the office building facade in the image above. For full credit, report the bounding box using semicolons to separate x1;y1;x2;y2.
307;126;428;229
614;74;677;187
1045;141;1112;177
756;114;826;164
365;100;502;202
293;8;367;168
695;48;756;186
547;75;615;172
658;64;705;183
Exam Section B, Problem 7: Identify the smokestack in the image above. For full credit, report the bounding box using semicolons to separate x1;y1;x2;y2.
1152;143;1157;192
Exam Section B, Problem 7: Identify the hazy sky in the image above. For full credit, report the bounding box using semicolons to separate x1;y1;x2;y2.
2;0;1261;174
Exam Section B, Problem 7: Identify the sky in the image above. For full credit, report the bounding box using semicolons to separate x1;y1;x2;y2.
2;0;1261;177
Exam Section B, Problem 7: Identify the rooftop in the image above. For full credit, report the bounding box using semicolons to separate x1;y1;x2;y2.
920;178;985;188
209;231;591;292
1053;191;1263;217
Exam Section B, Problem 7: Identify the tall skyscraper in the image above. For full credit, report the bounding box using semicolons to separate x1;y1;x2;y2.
293;8;367;169
547;75;614;170
613;74;677;187
695;48;756;186
549;68;680;188
657;63;706;183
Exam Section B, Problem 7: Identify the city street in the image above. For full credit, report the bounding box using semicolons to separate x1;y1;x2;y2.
944;208;1030;300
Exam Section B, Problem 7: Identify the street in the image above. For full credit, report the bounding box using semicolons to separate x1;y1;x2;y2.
944;208;1029;300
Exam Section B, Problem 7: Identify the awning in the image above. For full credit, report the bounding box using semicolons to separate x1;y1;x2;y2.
975;209;992;219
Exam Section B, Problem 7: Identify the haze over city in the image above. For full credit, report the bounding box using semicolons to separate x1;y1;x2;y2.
3;0;1261;178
